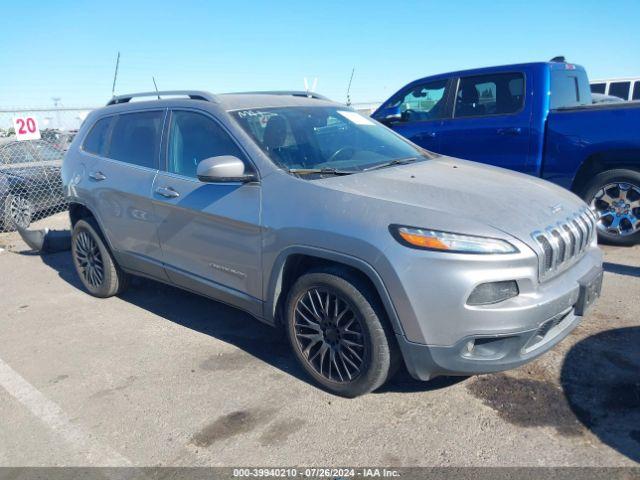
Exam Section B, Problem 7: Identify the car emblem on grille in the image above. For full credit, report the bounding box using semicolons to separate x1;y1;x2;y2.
549;204;563;214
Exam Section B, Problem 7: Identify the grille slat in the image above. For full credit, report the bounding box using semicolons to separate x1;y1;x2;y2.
533;209;595;281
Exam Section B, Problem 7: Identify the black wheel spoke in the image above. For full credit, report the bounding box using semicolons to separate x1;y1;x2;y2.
73;230;105;289
294;287;366;384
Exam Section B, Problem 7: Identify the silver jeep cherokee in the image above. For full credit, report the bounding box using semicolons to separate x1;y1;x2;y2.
62;90;603;397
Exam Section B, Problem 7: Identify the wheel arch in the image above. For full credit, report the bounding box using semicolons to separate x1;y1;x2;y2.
68;202;118;253
571;150;640;195
265;246;404;336
68;201;96;227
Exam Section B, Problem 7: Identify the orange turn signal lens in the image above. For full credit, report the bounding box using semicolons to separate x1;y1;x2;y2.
398;230;450;250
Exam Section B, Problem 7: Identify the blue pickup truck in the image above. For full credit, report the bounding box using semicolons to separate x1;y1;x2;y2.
372;60;640;245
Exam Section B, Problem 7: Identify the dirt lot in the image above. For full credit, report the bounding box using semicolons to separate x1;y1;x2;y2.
0;212;638;467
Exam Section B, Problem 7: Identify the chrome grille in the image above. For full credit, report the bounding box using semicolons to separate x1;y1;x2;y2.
532;208;596;281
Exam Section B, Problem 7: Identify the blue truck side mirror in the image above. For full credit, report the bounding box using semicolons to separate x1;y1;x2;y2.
373;105;402;125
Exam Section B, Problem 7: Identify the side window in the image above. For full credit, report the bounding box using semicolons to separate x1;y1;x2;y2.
167;111;244;178
590;83;606;94
633;81;640;101
609;81;631;100
387;79;449;123
107;111;164;168
550;70;592;109
454;72;525;118
83;116;112;156
31;142;63;161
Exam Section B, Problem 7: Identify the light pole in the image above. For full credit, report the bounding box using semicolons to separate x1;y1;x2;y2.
52;97;61;130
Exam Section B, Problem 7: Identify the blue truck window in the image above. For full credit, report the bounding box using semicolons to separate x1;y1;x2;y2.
590;83;606;94
454;72;524;118
386;79;448;123
634;81;640;101
550;70;592;109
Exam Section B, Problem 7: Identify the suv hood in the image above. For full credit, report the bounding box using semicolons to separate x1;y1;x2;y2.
316;157;588;246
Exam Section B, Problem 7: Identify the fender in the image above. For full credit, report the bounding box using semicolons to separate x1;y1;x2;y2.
263;245;405;336
67;200;117;253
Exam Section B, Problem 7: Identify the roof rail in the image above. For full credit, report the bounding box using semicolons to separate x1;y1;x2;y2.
106;90;218;106
228;90;330;101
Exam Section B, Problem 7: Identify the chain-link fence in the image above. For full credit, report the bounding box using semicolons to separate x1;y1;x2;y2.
0;107;96;232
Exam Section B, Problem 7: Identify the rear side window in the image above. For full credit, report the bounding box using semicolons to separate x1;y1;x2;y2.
609;81;631;100
633;81;640;101
107;111;164;168
83;116;112;156
590;83;606;94
550;70;592;109
454;72;524;118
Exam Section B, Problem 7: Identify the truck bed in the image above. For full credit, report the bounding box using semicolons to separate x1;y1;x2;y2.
541;102;640;189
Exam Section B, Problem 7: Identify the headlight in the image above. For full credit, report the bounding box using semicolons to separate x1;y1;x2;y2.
390;225;518;254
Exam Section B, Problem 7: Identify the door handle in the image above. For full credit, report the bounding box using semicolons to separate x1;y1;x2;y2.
413;131;437;140
497;127;522;136
155;186;180;199
88;171;106;181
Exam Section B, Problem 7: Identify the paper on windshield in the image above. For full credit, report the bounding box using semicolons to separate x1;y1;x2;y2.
337;110;375;126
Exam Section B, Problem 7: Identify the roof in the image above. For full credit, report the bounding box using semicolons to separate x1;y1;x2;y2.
217;92;336;110
405;61;586;86
103;90;338;112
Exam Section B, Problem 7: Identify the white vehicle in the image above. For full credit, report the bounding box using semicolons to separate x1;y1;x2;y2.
590;78;640;101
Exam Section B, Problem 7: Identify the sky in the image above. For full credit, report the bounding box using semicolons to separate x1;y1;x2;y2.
1;0;639;108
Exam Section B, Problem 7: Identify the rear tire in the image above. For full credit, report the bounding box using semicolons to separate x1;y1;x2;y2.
71;218;129;297
581;169;640;246
285;268;398;397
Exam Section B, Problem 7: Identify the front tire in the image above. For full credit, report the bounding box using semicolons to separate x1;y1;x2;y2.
285;268;397;397
581;169;640;246
71;219;129;297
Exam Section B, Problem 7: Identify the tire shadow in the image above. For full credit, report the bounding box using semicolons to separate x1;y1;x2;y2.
560;327;640;463
38;250;311;385
377;370;467;394
603;262;640;279
38;250;468;397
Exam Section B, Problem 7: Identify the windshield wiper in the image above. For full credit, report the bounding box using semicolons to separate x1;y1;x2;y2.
288;167;355;176
363;157;418;171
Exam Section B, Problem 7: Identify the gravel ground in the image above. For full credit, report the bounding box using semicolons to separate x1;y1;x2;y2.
0;212;638;467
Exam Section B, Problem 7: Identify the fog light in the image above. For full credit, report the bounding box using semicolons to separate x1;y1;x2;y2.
465;340;475;353
467;281;519;306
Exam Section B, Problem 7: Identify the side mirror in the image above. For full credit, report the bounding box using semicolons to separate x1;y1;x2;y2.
372;105;402;125
196;155;257;183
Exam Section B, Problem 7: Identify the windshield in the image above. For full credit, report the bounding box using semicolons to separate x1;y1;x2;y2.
230;106;433;174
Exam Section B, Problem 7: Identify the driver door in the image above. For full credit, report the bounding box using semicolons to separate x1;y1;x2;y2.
152;109;262;315
374;78;454;153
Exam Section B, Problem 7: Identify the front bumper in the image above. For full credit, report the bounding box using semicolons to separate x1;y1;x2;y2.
381;241;603;380
398;306;583;380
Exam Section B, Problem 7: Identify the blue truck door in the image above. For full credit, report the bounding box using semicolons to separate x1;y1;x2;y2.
436;71;535;175
372;78;453;153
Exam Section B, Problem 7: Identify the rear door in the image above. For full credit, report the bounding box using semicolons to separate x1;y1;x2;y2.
373;78;453;152
84;109;167;280
436;71;534;174
152;109;262;315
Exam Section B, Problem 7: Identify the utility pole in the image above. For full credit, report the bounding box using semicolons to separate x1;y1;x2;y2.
52;97;61;129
